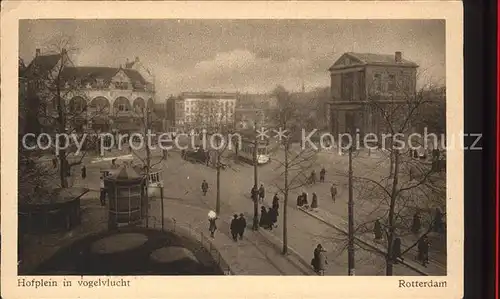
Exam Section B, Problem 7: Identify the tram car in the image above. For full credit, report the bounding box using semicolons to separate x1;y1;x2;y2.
236;131;270;165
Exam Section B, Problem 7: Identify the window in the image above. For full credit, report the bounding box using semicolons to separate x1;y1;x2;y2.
401;74;411;92
150;173;160;183
387;74;396;92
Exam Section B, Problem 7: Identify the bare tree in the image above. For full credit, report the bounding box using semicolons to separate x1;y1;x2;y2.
22;38;106;188
189;99;237;214
332;74;446;275
268;85;318;254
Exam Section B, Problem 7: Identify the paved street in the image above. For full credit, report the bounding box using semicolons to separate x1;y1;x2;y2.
153;149;439;275
43;139;446;276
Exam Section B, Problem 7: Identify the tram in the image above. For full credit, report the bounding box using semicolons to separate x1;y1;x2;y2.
236;131;270;165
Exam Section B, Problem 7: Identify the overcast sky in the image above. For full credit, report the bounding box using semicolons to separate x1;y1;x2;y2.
20;19;445;101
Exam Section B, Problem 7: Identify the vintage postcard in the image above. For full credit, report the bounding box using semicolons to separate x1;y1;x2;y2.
1;1;463;298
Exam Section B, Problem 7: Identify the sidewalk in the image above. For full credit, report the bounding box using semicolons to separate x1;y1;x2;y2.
297;207;445;275
149;199;311;275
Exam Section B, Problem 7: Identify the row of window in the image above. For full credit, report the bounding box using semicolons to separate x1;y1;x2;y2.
372;73;412;93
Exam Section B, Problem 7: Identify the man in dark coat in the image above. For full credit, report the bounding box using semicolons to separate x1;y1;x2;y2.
251;185;258;201
268;207;278;229
418;235;430;267
237;213;247;240
258;184;265;203
330;184;337;202
319;167;326;183
201;180;209;196
81;165;87;180
411;211;422;234
310;170;317;184
99;177;106;206
272;193;280;211
52;156;58;169
230;214;239;241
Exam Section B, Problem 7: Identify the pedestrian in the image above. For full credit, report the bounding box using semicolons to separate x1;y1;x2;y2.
297;194;303;207
81;165;87;180
310;170;316;184
311;244;327;275
330;184;337;202
311;192;318;210
433;208;444;233
251;184;258;201
259;206;269;229
374;219;383;240
411;211;422;234
258;184;265;203
320;167;326;183
208;217;218;238
268;207;278;229
52;156;58;169
237;213;246;240
417;235;430;267
272;193;280;211
301;191;309;208
181;149;186;159
230;214;239;241
392;237;403;263
99;177;106;206
201;180;209;196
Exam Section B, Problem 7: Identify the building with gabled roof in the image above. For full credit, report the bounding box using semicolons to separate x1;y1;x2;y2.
328;51;419;138
22;48;158;134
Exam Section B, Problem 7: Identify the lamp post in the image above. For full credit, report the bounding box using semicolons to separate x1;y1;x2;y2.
347;144;355;275
252;121;259;231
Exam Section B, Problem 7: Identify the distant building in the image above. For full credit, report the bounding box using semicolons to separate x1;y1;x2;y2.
167;92;237;131
22;48;157;134
328;51;418;137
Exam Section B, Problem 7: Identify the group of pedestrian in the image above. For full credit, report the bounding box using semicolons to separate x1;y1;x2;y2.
250;184;266;203
308;167;327;185
230;214;247;241
296;191;319;210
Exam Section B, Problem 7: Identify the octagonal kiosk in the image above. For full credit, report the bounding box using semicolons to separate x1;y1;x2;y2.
104;164;146;230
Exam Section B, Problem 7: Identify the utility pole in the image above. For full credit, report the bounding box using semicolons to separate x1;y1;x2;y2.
144;108;151;228
347;144;355;275
252;121;259;231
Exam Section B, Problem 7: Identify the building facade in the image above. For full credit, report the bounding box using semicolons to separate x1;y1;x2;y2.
166;92;237;132
22;49;157;135
328;51;418;138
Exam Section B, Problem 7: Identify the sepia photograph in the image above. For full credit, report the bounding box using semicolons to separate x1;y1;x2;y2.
1;1;463;298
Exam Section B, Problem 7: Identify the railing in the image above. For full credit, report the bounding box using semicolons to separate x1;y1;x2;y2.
143;216;233;275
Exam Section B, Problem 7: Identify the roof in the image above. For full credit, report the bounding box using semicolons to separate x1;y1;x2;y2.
329;52;418;70
23;53;148;85
61;67;147;85
23;54;61;78
181;92;238;100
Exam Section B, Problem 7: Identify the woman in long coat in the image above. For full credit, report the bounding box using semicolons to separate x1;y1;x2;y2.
311;193;318;209
259;206;269;228
312;244;327;275
268;207;278;228
209;217;218;238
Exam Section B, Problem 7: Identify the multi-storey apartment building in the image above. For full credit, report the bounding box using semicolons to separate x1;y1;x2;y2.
22;49;157;134
328;51;418;137
166;92;237;131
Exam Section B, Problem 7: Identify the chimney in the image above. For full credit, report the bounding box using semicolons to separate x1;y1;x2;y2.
395;51;402;63
36;49;40;56
61;48;67;56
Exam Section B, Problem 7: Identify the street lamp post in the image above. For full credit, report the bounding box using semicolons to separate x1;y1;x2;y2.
252;121;259;231
348;144;355;275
